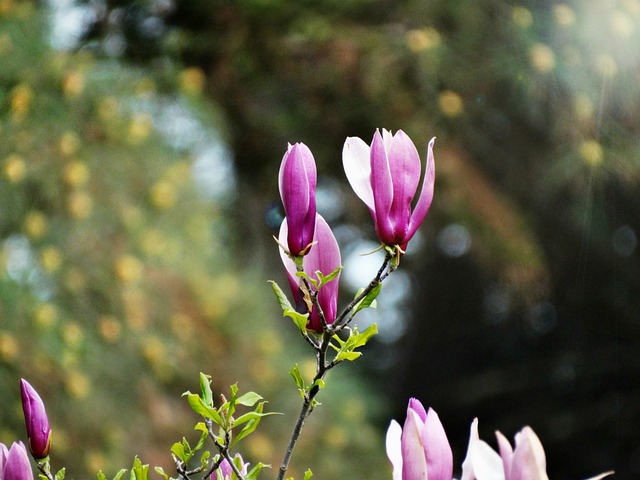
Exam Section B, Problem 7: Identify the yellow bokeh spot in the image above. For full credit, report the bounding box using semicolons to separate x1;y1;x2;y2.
64;160;89;186
140;228;167;257
97;96;120;121
245;432;274;460
85;451;106;474
439;90;464;117
0;332;19;362
150;180;177;209
180;67;206;96
580;140;604;166
4;154;26;182
405;28;441;52
323;424;348;450
10;83;32;120
123;288;148;331
64;267;86;292
59;131;81;157
127;113;153;144
574;94;594;120
115;255;144;283
301;358;317;382
41;246;63;272
63;71;85;97
63;322;84;348
23;211;48;239
258;329;283;356
0;32;13;55
135;77;156;97
35;303;58;329
530;43;556;73
67;190;93;219
342;397;366;423
170;313;193;341
595;54;618;77
611;10;635;37
512;6;533;28
65;370;91;399
142;336;165;365
553;4;576;27
99;315;122;343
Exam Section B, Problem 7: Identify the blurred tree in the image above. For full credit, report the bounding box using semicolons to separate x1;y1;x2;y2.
0;2;389;479
68;0;640;478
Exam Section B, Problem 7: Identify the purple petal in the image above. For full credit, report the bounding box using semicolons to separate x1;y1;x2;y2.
422;408;453;480
303;214;341;331
278;219;301;304
342;136;375;212
402;410;429;480
510;427;548;480
386;130;422;241
4;442;34;480
20;379;51;459
408;397;428;423
496;431;514;479
406;137;436;245
370;129;396;244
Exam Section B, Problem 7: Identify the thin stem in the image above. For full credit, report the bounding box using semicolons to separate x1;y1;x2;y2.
276;251;395;480
36;458;55;480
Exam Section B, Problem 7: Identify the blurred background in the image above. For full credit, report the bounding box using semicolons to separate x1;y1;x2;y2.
1;0;639;478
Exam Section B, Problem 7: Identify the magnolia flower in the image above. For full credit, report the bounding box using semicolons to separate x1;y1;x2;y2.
386;398;453;480
211;454;248;480
343;129;435;252
279;142;317;256
1;442;34;480
460;419;614;480
20;379;51;459
279;214;341;332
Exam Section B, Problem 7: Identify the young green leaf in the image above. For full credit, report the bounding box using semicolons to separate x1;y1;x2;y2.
289;364;306;392
352;283;381;315
97;472;106;480
268;280;293;311
184;392;222;424
315;265;342;287
283;307;309;333
303;469;314;480
236;391;263;407
199;372;214;407
112;470;127;480
54;468;66;480
153;468;168;480
245;462;270;480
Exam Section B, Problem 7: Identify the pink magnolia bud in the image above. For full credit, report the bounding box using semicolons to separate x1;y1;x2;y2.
279;213;341;332
212;454;248;480
386;398;453;480
278;142;317;256
343;129;435;252
2;442;34;480
20;379;51;459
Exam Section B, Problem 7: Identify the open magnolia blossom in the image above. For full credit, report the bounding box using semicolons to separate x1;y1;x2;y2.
343;129;435;252
386;398;453;480
459;419;614;480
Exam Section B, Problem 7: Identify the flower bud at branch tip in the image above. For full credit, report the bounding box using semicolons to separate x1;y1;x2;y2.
20;378;52;460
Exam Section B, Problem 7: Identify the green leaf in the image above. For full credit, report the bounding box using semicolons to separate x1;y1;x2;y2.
316;266;342;287
348;323;378;350
200;450;211;469
193;426;209;451
112;470;127;480
199;372;214;407
303;469;314;480
283;307;309;333
54;469;66;480
130;457;149;480
334;351;362;362
352;283;381;315
244;462;270;480
289;364;306;392
236;391;263;407
184;392;222;424
153;468;168;480
170;442;187;463
295;271;317;289
268;280;293;311
97;473;106;480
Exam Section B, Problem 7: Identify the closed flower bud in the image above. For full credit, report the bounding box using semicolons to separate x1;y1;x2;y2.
279;142;317;256
20;379;51;459
386;398;453;480
279;213;341;332
343;129;435;252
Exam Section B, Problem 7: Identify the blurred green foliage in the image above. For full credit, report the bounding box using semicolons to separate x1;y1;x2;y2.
0;3;389;479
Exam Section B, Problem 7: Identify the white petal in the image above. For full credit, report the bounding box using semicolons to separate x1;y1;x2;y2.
386;420;404;480
342;136;375;211
471;440;505;480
